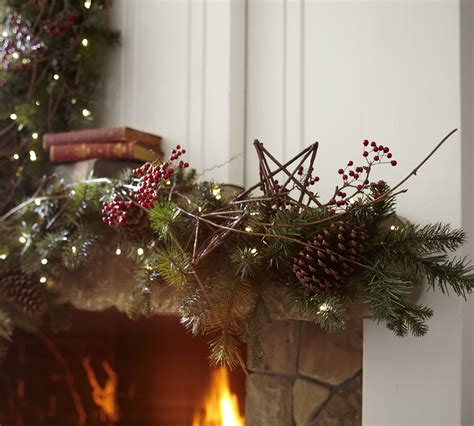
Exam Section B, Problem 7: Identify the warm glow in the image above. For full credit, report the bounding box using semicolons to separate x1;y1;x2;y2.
193;367;244;426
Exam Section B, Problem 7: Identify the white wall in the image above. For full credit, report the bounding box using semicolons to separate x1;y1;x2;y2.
102;0;472;424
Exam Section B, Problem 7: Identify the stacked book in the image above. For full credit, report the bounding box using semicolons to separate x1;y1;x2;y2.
43;126;163;163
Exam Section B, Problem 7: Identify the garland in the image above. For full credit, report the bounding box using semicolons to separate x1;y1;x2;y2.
0;129;472;369
0;0;118;212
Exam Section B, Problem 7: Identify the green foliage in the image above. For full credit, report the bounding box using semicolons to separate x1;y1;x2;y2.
148;202;181;238
153;247;189;288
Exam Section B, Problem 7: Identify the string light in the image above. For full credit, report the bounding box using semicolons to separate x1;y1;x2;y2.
1;31;7;37
41;258;48;265
115;248;122;256
84;0;92;9
390;225;397;231
19;236;27;244
70;190;76;195
40;277;47;284
12;52;19;60
71;246;77;254
250;248;258;254
29;150;37;161
245;226;253;232
34;198;41;206
0;254;7;260
319;303;330;312
137;248;144;256
32;132;39;139
53;74;60;80
82;108;91;117
71;98;77;104
35;100;40;106
82;38;88;47
10;113;17;120
12;153;19;160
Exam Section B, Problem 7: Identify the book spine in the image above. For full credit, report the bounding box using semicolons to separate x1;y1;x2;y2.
49;142;134;162
43;128;125;148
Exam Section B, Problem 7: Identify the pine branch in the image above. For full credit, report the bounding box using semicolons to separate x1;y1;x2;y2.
153;247;189;288
148;202;181;238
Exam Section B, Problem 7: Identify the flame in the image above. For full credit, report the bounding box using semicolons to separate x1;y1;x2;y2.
193;367;244;426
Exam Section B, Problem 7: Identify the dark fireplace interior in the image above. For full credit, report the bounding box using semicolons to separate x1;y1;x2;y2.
0;308;246;425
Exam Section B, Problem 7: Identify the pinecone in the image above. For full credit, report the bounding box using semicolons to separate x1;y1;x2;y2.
118;206;150;238
0;269;47;317
293;222;368;295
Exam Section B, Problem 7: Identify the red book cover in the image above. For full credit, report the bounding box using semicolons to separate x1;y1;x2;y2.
49;141;159;163
43;127;163;152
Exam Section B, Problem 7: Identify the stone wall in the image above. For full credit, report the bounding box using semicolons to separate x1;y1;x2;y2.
246;320;362;426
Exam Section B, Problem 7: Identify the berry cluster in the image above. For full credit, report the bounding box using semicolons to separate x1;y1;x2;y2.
131;145;189;209
102;145;190;227
296;165;320;185
329;139;397;207
102;197;135;227
42;13;80;37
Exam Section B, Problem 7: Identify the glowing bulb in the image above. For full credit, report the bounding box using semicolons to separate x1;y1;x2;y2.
215;194;222;200
81;38;88;47
115;248;122;256
40;277;47;284
41;258;48;265
84;0;92;9
71;246;77;254
12;153;19;160
10;113;17;120
137;248;144;256
12;52;19;59
82;108;91;117
319;303;330;312
0;254;7;260
32;132;39;140
29;150;37;161
197;206;202;212
250;248;258;254
35;100;40;106
390;225;396;231
34;198;41;206
2;31;7;37
53;74;59;80
245;226;253;232
63;236;68;241
19;236;27;244
70;190;76;196
71;98;77;104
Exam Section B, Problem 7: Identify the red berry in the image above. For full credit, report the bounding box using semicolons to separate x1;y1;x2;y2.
338;169;344;174
387;153;392;158
343;175;348;180
357;185;363;190
348;161;354;166
391;160;397;166
363;151;369;157
184;162;189;167
383;147;389;153
363;139;369;146
374;156;380;161
371;141;376;147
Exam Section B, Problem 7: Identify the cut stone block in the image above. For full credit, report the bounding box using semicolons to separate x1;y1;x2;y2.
293;378;330;426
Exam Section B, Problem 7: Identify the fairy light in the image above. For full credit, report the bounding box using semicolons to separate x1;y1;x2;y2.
71;98;77;104
2;31;7;37
82;108;91;117
212;186;222;200
84;0;92;9
41;258;48;265
12;52;19;60
34;198;41;206
71;246;77;254
10;113;17;120
319;303;330;312
245;226;253;232
70;190;76;196
390;225;397;231
35;100;40;106
0;254;7;260
29;150;37;161
250;248;258;254
19;236;27;244
115;248;122;256
137;248;144;256
53;74;60;81
12;153;19;160
40;277;47;284
197;206;202;212
82;38;88;47
32;132;39;140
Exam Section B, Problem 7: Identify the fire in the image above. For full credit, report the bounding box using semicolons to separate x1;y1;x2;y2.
193;367;244;426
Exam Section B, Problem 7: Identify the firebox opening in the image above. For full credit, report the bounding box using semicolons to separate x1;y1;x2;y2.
0;307;246;425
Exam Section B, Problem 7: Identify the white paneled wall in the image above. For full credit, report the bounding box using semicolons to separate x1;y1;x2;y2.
102;0;472;424
101;0;246;185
